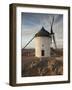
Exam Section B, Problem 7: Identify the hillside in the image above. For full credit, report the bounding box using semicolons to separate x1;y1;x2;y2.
21;48;63;77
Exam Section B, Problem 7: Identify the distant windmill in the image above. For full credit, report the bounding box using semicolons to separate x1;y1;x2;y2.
50;17;57;49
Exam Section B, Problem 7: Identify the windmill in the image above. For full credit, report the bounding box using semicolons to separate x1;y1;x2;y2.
23;17;57;57
50;17;57;49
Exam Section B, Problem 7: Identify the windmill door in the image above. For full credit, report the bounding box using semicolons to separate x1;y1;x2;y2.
41;50;44;56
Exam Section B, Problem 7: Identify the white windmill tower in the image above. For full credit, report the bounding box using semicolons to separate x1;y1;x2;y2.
34;27;51;57
34;17;57;57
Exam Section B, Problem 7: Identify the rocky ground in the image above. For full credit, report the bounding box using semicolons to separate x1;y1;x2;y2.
21;56;63;77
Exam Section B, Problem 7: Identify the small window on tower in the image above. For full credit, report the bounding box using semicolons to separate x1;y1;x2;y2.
41;50;44;56
42;44;44;47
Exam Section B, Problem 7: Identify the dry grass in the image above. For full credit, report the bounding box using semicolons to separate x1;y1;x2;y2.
21;56;63;77
21;48;63;77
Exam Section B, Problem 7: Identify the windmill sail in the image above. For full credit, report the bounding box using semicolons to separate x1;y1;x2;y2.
51;17;57;49
51;17;54;34
53;34;57;49
23;36;35;49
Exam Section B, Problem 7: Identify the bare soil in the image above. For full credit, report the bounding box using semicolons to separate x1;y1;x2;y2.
22;56;63;77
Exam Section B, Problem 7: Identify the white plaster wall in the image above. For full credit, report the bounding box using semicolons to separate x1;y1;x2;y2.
35;37;51;57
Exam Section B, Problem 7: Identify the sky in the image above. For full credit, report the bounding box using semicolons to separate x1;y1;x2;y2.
21;12;63;49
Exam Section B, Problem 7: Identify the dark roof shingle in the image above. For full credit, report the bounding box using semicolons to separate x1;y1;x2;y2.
35;27;51;38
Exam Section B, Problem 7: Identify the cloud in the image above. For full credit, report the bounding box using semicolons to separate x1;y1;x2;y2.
21;13;63;48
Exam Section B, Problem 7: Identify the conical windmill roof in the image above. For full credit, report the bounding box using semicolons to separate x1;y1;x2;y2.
35;27;51;38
